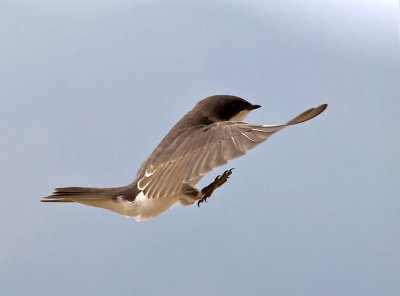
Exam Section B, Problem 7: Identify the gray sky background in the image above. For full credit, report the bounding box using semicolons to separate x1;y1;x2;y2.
1;1;399;295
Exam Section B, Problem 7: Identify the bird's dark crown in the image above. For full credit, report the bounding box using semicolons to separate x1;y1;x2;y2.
195;95;260;122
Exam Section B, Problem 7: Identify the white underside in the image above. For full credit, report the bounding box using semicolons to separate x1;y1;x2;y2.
74;191;191;221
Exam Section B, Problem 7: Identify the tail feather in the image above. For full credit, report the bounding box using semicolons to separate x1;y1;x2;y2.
41;186;129;203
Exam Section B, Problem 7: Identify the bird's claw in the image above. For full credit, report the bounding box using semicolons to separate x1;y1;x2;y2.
197;168;234;207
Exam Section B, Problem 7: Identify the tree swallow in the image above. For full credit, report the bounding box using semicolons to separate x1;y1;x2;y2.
42;95;327;221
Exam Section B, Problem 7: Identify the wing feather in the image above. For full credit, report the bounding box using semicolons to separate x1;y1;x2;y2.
138;122;284;198
137;103;327;199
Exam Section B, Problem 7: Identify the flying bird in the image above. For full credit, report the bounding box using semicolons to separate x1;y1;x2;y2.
42;95;327;221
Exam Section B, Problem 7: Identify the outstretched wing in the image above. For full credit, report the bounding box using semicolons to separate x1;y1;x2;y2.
137;104;327;199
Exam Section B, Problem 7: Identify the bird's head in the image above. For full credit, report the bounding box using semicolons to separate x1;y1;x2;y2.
195;95;261;122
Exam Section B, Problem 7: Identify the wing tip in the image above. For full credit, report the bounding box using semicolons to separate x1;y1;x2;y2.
286;103;328;125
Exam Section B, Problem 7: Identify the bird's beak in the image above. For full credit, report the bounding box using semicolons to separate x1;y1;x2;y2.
248;104;261;110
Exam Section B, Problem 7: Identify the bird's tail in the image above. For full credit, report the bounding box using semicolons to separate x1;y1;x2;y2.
41;186;129;203
42;184;141;217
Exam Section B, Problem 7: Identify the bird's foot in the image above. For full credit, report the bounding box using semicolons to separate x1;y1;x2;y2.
197;168;234;207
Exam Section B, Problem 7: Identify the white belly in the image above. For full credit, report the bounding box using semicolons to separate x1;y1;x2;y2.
75;191;180;221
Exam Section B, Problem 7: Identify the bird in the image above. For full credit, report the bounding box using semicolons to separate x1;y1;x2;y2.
42;95;327;221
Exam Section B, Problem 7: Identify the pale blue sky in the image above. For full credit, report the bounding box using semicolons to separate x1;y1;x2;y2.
1;1;399;295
